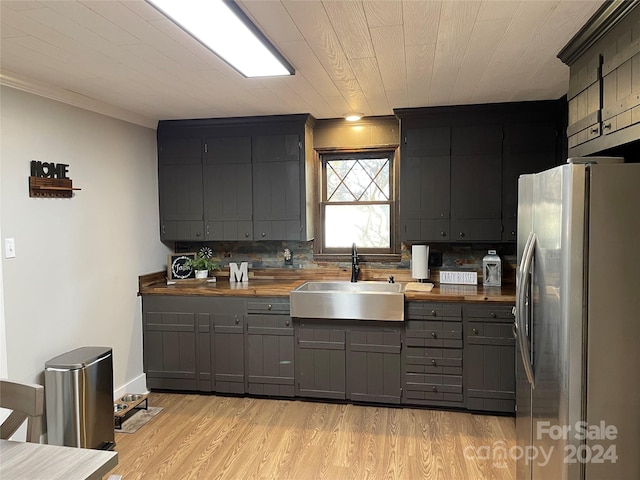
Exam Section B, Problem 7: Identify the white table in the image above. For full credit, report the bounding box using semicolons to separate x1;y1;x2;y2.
0;439;118;480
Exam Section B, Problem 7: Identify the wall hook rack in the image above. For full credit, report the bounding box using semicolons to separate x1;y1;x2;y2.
29;176;82;198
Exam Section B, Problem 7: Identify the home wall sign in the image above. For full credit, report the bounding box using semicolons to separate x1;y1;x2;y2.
29;160;82;198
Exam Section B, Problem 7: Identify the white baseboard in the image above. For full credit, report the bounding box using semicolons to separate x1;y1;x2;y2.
114;373;148;400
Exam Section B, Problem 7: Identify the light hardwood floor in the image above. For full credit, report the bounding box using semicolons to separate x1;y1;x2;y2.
108;392;515;480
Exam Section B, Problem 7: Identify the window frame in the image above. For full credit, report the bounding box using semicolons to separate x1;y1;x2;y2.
314;146;400;259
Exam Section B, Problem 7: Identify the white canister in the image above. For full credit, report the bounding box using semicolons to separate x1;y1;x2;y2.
482;250;502;286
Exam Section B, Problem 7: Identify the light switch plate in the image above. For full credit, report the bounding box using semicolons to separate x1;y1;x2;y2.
5;238;16;258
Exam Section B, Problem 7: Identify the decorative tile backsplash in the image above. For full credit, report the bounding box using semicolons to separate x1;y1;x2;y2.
176;241;517;282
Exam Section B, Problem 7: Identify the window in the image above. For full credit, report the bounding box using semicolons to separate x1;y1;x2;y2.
318;150;397;254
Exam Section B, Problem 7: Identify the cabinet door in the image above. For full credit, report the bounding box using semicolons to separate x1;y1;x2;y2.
213;312;245;394
158;137;204;241
601;26;640;135
245;314;294;397
347;329;401;404
253;134;302;240
464;305;515;413
296;321;346;400
400;127;451;241
502;123;558;241
566;53;601;149
203;137;253;240
143;311;197;391
451;125;502;241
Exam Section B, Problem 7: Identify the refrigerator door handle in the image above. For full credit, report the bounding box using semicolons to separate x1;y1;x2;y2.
517;231;536;388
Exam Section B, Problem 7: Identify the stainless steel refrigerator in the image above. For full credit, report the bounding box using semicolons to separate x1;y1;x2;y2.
515;158;640;480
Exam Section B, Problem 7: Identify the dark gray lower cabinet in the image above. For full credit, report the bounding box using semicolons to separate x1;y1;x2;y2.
294;320;402;403
464;304;515;413
142;296;245;394
211;299;245;394
143;308;198;391
347;326;402;404
295;320;346;400
403;302;464;407
245;299;294;397
143;295;514;415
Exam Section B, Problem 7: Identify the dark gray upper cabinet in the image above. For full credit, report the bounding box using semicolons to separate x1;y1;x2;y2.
253;134;303;240
451;124;503;241
396;101;563;243
502;122;558;240
203;136;253;241
158;136;204;241
157;114;315;242
558;2;640;157
400;127;451;241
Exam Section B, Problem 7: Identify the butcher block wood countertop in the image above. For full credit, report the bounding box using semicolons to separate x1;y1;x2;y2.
139;269;515;304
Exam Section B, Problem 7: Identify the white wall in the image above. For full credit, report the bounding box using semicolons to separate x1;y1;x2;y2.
0;86;170;392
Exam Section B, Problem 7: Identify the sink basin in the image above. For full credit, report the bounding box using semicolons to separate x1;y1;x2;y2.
290;281;405;321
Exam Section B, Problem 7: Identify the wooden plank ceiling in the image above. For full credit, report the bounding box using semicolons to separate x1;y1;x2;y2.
0;1;604;127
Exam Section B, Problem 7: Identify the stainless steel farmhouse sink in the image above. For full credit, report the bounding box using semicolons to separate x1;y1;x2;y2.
290;281;405;321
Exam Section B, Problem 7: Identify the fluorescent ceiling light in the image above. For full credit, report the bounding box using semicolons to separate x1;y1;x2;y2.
147;0;294;78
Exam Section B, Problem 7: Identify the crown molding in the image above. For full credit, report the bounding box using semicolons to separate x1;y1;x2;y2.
0;70;157;129
557;0;638;66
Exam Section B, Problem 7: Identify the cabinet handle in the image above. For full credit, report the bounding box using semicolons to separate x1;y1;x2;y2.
267;304;272;310
431;310;437;316
511;231;516;236
196;232;201;237
285;320;290;326
459;232;465;237
472;328;479;335
162;225;165;234
432;386;438;392
431;359;437;366
440;231;446;237
235;317;240;325
206;225;210;236
603;123;612;130
261;232;266;237
431;332;437;339
490;312;497;318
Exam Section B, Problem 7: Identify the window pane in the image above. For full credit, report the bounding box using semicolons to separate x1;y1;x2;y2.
325;204;390;248
326;158;389;202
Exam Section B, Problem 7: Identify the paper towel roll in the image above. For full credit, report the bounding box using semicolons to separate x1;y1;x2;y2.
411;245;429;280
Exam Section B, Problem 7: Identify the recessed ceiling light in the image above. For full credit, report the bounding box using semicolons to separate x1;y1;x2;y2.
147;0;294;78
345;114;363;122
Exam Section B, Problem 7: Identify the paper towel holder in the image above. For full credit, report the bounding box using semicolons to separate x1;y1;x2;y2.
411;244;430;283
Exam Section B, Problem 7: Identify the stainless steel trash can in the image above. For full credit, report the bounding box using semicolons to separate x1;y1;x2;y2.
45;346;115;450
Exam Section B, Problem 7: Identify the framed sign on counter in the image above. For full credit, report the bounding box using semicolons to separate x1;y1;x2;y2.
167;253;196;281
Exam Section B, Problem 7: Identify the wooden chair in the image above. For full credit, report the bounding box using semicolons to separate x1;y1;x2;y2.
0;379;45;442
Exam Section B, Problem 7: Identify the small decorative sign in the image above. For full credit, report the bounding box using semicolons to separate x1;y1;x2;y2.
167;253;196;281
29;160;81;198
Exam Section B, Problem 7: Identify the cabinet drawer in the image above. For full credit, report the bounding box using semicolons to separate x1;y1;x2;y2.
246;315;293;335
407;303;461;320
406;321;462;348
466;323;515;345
405;373;463;402
247;300;290;315
464;305;514;322
406;346;462;375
